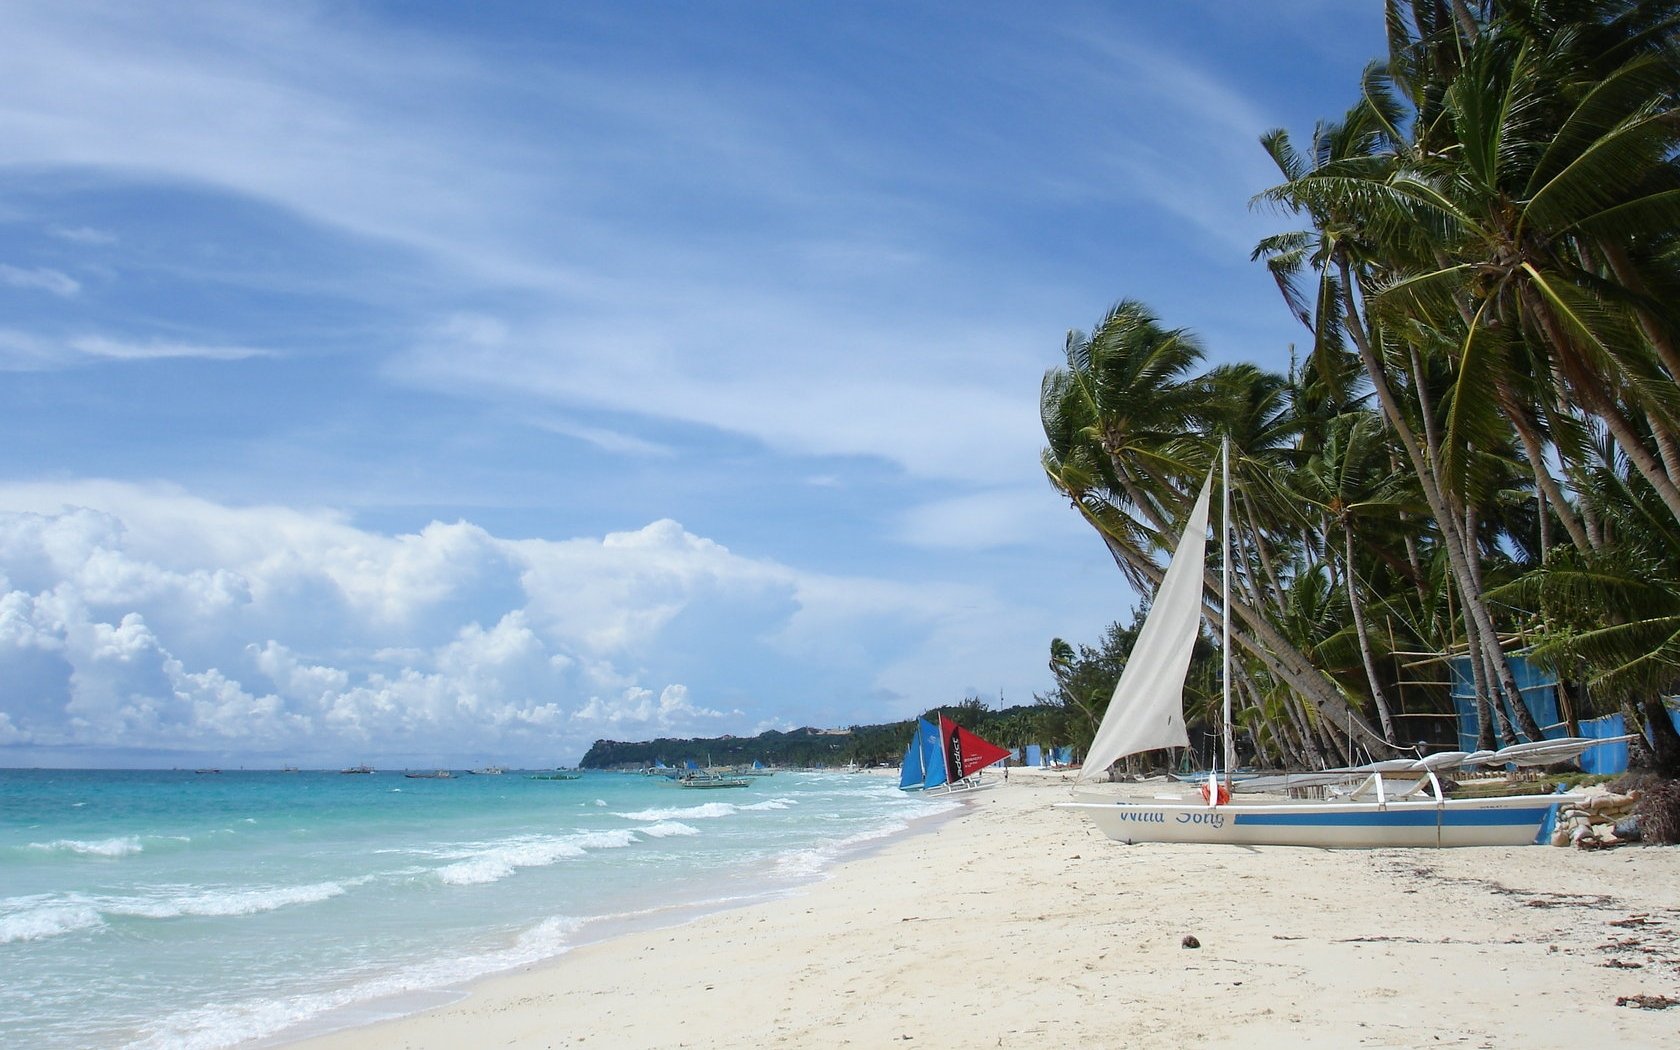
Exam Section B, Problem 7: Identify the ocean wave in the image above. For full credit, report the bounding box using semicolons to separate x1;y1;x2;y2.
636;821;700;839
125;915;587;1050
737;798;795;811
104;881;349;919
26;835;145;858
435;829;638;886
0;899;106;943
615;801;739;821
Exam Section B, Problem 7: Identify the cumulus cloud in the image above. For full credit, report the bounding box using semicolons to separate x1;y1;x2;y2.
0;482;978;764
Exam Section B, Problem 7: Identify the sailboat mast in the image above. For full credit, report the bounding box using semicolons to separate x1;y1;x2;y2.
1221;436;1234;778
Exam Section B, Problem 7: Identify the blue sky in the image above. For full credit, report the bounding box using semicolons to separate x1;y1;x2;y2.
0;0;1383;768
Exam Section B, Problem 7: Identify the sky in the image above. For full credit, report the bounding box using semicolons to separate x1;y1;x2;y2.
0;0;1384;769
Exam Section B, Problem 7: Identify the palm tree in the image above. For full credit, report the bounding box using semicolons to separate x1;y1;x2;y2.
1042;303;1391;756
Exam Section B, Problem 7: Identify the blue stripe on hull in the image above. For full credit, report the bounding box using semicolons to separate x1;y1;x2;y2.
1234;807;1548;828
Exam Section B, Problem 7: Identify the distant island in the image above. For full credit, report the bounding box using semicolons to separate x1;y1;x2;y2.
579;702;1048;770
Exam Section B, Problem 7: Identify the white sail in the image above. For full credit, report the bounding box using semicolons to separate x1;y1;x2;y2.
1076;470;1213;783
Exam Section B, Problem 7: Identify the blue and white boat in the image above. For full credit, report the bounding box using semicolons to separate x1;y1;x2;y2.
1058;442;1601;849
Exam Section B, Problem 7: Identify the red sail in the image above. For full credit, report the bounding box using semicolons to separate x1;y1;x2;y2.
939;717;1012;781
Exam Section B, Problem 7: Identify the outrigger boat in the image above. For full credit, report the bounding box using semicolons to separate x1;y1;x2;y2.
676;771;751;789
1058;441;1611;849
898;714;1010;794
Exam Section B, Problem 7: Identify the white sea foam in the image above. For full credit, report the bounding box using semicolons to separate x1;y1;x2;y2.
125;915;587;1050
615;801;738;821
738;798;795;811
637;821;700;839
105;881;350;919
436;829;638;886
0;899;106;943
27;836;144;857
772;795;960;879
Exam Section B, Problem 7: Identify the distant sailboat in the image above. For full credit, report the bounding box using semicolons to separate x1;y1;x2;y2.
1058;440;1603;848
898;715;1010;794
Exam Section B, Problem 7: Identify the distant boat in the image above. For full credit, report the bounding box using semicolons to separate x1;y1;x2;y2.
677;771;751;789
280;766;300;774
468;766;506;775
741;760;776;777
403;770;453;779
528;771;582;781
898;715;1010;793
339;765;374;775
194;769;221;775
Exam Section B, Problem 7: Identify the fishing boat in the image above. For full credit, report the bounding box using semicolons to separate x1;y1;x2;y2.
339;764;374;775
898;715;1010;794
403;770;453;779
527;771;582;781
468;766;506;775
676;771;751;789
1057;440;1600;849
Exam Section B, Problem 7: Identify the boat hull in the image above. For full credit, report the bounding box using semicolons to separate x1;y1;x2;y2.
1058;794;1574;848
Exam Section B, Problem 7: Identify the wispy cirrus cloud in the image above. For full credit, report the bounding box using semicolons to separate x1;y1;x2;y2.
68;336;274;362
0;330;274;369
0;263;79;297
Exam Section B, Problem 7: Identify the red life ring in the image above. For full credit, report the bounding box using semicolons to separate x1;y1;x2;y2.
1199;782;1231;805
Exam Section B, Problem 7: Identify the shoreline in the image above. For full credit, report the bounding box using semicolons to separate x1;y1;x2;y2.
278;771;1680;1049
256;770;964;1047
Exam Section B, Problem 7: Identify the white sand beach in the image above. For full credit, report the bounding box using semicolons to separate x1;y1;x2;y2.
285;771;1680;1049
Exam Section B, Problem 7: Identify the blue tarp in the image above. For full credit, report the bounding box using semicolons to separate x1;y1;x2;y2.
1053;746;1073;766
1449;654;1566;750
1577;710;1680;775
1024;744;1043;767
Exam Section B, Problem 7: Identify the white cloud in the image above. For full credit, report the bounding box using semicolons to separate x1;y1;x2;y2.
0;482;1018;763
0;263;79;297
68;336;275;362
49;224;117;245
0;330;274;370
571;683;734;731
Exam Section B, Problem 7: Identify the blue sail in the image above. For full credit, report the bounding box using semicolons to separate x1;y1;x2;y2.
898;734;923;790
918;718;948;790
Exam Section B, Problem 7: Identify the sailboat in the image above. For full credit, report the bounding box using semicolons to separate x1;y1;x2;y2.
899;715;1011;794
1057;440;1604;848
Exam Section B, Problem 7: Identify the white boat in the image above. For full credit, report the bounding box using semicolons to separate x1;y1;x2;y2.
1058;440;1592;849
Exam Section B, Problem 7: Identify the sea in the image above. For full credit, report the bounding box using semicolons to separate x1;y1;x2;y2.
0;767;957;1049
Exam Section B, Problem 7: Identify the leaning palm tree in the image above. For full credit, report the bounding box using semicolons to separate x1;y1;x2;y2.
1041;302;1391;756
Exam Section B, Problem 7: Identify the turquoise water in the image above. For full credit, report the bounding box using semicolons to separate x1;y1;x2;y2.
0;768;953;1048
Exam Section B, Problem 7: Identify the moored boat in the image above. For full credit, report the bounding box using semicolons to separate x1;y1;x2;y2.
676;771;751;789
1058;441;1600;849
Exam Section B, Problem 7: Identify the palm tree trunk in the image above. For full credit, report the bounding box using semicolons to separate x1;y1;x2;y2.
1495;374;1593;553
1338;257;1536;740
1345;522;1398;743
1531;297;1680;524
